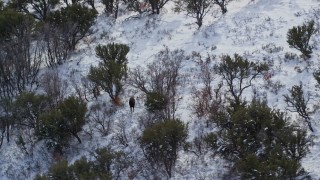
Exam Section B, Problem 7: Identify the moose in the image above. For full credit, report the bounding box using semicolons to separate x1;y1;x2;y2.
129;96;135;113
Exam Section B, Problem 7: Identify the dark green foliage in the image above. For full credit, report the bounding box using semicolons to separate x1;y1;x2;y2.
47;4;97;50
94;147;115;173
140;119;188;177
36;147;130;179
35;158;102;180
145;92;168;112
217;54;268;108
46;160;73;180
37;96;87;151
0;92;48;149
287;20;317;58
0;9;32;40
93;147;130;179
148;0;169;14
88;43;129;103
69;157;101;180
12;92;50;129
235;152;310;180
59;96;87;141
10;93;86;153
284;84;313;132
205;99;311;179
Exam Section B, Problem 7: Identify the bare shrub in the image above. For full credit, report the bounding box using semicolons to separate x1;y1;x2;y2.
40;69;68;105
265;80;285;95
113;117;139;148
70;71;98;102
88;102;115;136
124;0;150;14
191;54;223;125
42;23;70;66
284;52;299;61
0;16;42;100
262;43;284;53
129;47;185;120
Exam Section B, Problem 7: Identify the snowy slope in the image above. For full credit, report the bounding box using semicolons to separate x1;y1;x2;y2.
1;0;320;179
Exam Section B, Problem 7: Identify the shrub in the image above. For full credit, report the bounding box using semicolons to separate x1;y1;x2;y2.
217;54;268;107
88;102;115;136
140;119;188;177
37;96;87;153
47;4;97;51
1;92;50;152
13;92;50;129
284;84;313;132
0;10;42;98
145;92;168;112
262;43;283;53
175;0;212;28
8;0;59;21
88;43;129;104
36;147;130;179
287;20;317;58
205;99;311;179
102;0;120;18
129;48;185;119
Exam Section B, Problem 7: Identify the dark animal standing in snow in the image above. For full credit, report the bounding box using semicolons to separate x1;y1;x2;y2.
129;96;135;112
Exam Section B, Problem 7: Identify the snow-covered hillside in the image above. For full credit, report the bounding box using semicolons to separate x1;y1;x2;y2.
1;0;320;179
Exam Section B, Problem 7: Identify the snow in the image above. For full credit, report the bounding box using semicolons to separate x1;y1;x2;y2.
2;0;320;179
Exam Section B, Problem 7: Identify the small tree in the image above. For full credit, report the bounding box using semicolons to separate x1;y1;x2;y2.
47;4;97;51
205;99;311;179
88;43;129;104
217;54;268;108
140;119;188;178
175;0;212;28
287;20;317;58
284;84;313;132
0;10;42;99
